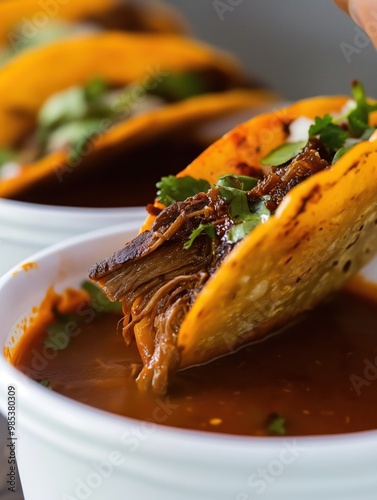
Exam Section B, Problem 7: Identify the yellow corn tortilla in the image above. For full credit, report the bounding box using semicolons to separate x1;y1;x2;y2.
0;32;250;147
0;0;186;45
137;96;377;368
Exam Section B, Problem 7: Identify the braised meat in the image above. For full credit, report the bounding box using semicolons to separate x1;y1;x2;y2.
89;137;332;394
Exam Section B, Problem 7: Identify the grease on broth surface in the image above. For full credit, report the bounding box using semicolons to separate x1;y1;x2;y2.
10;289;377;436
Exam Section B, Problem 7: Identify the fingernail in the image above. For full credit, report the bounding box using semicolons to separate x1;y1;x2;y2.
349;0;377;47
348;0;363;27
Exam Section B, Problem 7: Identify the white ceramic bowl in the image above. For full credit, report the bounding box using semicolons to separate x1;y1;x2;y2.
0;199;145;276
0;223;376;500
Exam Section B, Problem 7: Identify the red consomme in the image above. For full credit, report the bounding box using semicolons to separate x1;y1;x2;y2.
9;287;377;437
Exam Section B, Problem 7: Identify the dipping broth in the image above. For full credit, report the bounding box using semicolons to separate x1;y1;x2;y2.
10;288;377;437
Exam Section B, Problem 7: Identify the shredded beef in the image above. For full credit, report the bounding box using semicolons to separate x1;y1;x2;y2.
90;137;333;394
249;138;332;211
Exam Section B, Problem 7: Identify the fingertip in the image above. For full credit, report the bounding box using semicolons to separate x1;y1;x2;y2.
334;0;350;14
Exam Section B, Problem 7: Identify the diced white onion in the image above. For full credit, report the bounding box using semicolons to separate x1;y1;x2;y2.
287;117;313;143
0;162;21;179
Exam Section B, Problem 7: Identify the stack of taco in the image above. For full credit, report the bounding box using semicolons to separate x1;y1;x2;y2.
0;0;187;66
0;28;277;206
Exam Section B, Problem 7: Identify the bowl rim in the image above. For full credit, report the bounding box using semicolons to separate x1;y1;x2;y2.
0;197;145;217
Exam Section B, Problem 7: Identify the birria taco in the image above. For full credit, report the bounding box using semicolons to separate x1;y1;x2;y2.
89;82;377;394
0;0;187;66
0;32;275;204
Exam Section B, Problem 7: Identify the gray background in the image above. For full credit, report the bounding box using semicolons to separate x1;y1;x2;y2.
166;0;377;99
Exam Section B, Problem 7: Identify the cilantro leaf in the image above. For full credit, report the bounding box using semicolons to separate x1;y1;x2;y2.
267;413;286;436
226;197;270;243
308;114;333;136
308;115;348;150
216;174;258;191
148;70;209;102
318;123;348;150
0;148;17;168
184;224;216;249
81;280;122;313
44;321;71;351
348;81;377;136
39;380;52;390
227;217;261;243
43;281;121;351
156;176;210;206
218;187;250;222
260;140;306;167
332;146;352;164
84;78;108;102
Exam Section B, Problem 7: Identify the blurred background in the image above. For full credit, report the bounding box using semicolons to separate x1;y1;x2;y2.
165;0;377;99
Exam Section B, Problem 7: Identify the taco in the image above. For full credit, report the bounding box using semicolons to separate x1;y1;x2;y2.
0;32;276;203
89;82;377;394
0;0;187;66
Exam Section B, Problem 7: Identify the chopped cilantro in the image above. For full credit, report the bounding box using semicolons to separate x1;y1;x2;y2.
156;172;268;248
81;280;122;313
156;175;210;206
38;86;90;130
37;78;117;160
260;140;306;167
332;146;352;164
308;114;348;150
216;175;261;223
318;123;348;150
216;175;270;242
0;148;17;168
43;281;121;351
348;80;377;136
308;114;333;136
227;217;261;243
39;380;52;390
218;186;250;221
43;310;85;351
215;175;270;239
84;78;108;102
184;224;216;249
267;413;286;436
226;197;270;243
216;174;258;191
261;82;377;168
148;70;209;102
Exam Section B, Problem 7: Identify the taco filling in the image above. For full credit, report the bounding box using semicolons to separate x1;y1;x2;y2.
89;82;377;395
0;69;234;180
